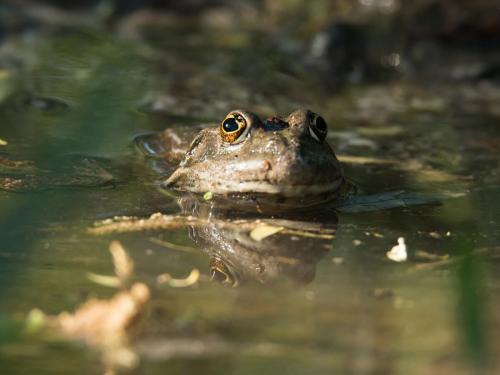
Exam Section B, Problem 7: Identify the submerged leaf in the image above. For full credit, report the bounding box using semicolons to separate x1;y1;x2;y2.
87;273;122;288
157;269;200;287
149;237;198;253
109;241;134;282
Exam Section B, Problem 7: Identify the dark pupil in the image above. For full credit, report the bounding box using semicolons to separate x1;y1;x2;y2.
223;118;239;132
315;116;327;132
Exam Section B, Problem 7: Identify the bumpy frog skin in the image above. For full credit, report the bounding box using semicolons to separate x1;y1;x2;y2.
163;109;344;206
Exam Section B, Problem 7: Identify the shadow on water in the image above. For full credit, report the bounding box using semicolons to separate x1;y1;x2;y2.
449;185;499;372
455;236;488;368
441;190;492;371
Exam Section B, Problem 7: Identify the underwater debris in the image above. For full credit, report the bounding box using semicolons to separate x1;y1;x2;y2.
157;269;200;287
27;241;150;375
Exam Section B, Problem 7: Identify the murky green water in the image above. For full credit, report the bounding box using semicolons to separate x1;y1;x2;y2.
1;21;500;375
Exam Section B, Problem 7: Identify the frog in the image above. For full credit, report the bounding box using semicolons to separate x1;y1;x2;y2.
96;109;342;285
136;108;347;211
91;109;441;286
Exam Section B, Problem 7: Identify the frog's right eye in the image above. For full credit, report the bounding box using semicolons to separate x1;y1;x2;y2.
220;112;249;144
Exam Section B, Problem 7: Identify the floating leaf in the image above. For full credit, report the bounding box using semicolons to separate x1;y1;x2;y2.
250;224;284;241
203;191;213;201
0;138;7;146
386;237;408;262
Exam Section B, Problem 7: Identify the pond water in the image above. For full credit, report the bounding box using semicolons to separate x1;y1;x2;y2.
1;18;500;375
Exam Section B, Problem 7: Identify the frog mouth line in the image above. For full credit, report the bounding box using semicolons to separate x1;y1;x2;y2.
164;170;344;197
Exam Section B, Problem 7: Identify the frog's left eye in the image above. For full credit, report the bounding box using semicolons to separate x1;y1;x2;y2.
308;113;328;142
220;112;249;144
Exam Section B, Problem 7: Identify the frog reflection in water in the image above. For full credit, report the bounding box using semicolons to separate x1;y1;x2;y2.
135;109;343;286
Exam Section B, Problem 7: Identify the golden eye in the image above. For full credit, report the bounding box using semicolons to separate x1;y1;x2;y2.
220;112;249;144
308;112;328;142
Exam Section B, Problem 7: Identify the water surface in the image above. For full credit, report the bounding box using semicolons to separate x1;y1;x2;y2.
1;21;500;375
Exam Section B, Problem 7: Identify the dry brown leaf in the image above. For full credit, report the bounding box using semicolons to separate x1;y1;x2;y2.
54;282;150;371
26;241;152;375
